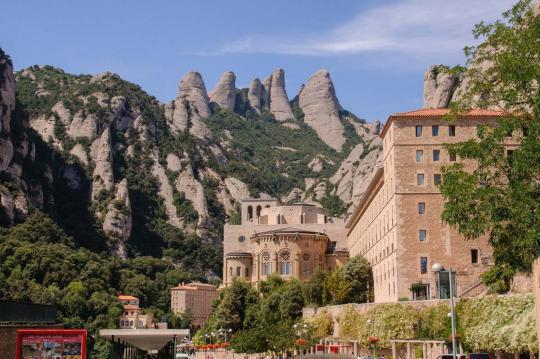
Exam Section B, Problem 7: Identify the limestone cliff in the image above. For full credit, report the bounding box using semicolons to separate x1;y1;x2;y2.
91;127;114;200
299;69;346;151
267;69;295;121
209;71;236;111
165;71;212;139
102;179;132;259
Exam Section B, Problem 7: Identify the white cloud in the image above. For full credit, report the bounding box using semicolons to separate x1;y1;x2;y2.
217;0;515;56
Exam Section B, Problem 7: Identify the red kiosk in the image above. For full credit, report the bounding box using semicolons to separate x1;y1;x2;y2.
16;329;87;359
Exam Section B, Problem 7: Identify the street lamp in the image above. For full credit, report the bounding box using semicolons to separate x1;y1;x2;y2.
367;319;376;357
432;263;457;359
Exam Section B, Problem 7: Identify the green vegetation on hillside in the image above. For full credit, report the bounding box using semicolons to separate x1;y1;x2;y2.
0;211;205;353
203;108;362;199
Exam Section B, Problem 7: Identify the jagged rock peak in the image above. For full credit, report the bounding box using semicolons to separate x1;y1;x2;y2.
209;71;237;111
423;65;460;109
298;69;345;151
269;68;294;121
247;78;263;113
179;71;211;117
165;71;212;139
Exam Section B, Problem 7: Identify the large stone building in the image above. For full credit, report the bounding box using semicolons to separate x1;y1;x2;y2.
223;199;348;286
346;108;512;302
170;282;218;328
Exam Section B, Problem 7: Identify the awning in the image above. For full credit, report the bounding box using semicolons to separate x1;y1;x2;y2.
99;329;190;351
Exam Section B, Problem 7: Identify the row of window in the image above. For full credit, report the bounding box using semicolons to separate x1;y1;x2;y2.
416;173;441;186
419;249;479;274
415;149;456;162
416;125;456;137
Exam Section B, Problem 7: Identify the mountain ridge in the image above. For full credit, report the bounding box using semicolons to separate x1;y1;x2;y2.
0;48;382;267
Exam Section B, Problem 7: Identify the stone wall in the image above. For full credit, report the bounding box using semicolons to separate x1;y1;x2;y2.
303;299;446;338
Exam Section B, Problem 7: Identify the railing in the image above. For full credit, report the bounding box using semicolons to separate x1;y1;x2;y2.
0;299;56;324
458;280;486;298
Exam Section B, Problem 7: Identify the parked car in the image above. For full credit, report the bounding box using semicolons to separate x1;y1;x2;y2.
436;354;466;359
468;353;493;359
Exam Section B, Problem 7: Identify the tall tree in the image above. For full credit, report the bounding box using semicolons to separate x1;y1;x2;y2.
342;256;373;303
440;0;540;288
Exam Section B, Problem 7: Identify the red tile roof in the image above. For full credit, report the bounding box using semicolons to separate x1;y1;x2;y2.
389;108;504;118
118;295;138;300
381;108;505;138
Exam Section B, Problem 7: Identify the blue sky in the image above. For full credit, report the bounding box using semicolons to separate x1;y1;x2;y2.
2;0;514;122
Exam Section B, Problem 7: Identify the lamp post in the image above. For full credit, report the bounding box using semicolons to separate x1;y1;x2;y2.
367;319;375;358
432;263;457;359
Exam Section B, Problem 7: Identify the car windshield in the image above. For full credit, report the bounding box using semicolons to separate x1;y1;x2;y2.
470;354;490;359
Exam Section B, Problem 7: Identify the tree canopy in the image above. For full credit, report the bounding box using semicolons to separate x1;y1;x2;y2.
440;0;540;289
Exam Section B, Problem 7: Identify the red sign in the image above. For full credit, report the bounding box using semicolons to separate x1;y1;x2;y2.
16;329;87;359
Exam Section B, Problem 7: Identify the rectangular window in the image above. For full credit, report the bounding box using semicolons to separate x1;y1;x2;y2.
471;249;479;264
418;202;425;214
433;149;440;161
449;125;456;136
417;174;424;185
419;229;427;241
420;257;428;274
416;125;422;137
434;174;442;185
449;152;457;162
416;150;424;162
432;125;439;136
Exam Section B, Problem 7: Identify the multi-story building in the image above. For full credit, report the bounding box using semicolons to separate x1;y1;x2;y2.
223;199;348;287
170;282;218;328
118;295;154;329
346;108;508;302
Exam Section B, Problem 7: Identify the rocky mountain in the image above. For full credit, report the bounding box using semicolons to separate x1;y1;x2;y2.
0;48;382;266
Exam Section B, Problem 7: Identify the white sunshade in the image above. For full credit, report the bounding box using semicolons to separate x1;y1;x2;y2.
99;329;190;352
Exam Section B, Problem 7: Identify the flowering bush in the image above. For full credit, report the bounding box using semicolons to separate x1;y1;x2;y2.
308;310;334;339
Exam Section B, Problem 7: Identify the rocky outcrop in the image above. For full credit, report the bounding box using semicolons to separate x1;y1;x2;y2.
423;65;460;109
176;164;208;228
308;156;335;173
103;179;132;259
247;78;263;113
299;69;345;151
152;153;183;228
166;153;182;172
91;127;114;199
329;121;382;211
0;52;15;170
209;71;236;111
69;143;89;165
165;72;212;139
224;177;251;202
261;76;272;109
268;69;294;121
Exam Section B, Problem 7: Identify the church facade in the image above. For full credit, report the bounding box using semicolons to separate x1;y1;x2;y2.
222;199;348;287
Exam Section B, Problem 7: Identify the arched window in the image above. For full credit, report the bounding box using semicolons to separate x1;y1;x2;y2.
245;267;249;277
247;206;253;221
129;320;134;327
256;206;262;217
301;253;311;276
120;320;124;326
280;251;292;275
262;251;271;275
236;266;241;277
229;267;233;279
